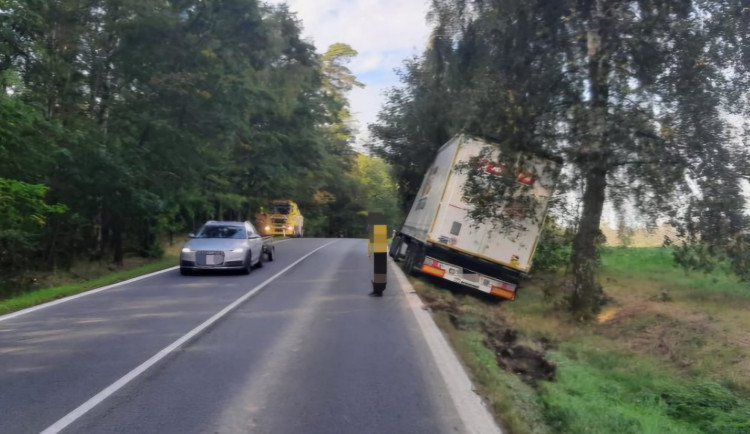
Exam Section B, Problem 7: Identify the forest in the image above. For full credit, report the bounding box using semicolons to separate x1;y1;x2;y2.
0;0;400;295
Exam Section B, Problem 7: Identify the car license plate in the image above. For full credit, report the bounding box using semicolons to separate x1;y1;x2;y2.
206;255;221;265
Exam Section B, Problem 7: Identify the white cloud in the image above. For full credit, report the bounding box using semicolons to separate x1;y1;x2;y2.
277;0;431;134
352;53;384;75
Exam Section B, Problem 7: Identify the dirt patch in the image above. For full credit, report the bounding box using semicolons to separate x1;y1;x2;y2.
483;322;556;384
598;300;717;369
421;290;556;385
421;292;460;314
733;333;750;349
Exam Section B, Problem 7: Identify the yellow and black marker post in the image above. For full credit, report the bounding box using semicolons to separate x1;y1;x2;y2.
368;212;387;297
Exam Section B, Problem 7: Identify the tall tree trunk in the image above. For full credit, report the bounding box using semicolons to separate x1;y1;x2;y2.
45;222;58;270
568;0;610;319
95;200;104;258
112;216;123;267
99;52;111;133
569;167;607;318
101;219;111;260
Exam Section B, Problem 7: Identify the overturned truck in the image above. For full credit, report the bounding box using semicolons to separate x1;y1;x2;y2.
390;134;561;300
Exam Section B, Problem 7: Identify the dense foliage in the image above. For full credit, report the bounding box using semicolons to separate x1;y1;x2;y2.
0;0;398;293
532;219;574;273
371;0;750;318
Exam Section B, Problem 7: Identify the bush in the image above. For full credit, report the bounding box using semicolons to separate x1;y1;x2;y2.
301;213;330;237
532;219;573;272
673;242;721;275
0;179;66;287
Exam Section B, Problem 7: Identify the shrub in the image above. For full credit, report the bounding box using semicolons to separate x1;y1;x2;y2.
532;219;573;272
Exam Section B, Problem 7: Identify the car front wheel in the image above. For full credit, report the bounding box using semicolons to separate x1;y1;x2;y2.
242;251;253;275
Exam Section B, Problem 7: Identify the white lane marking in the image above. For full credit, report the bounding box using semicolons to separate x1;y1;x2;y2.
40;240;338;434
391;261;503;434
0;267;179;323
0;238;306;323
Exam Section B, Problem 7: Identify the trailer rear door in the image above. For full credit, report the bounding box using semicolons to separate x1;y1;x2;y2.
428;137;559;272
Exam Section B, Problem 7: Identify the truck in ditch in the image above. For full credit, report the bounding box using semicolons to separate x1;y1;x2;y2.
389;134;561;300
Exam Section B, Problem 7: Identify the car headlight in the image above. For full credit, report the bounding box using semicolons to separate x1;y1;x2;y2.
181;247;192;253
231;248;244;253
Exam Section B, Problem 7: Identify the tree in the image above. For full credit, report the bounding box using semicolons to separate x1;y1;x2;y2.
293;43;373;237
322;43;364;100
371;0;750;319
0;179;65;285
0;1;368;292
349;154;403;232
370;57;455;210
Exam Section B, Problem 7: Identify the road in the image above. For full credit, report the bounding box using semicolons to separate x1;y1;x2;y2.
0;238;497;434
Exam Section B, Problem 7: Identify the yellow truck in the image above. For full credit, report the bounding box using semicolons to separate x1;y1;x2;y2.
256;200;304;237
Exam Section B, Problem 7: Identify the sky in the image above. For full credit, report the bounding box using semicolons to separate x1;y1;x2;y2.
277;0;431;145
275;0;749;222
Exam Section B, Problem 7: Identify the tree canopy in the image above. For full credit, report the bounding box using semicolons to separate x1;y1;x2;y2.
371;0;750;319
0;1;401;294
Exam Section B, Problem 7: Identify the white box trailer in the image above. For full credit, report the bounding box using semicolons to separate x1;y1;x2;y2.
389;134;561;300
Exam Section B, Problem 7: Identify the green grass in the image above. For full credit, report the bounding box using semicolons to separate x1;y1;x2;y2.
453;326;553;434
601;247;750;300
0;255;177;315
600;246;677;274
410;246;750;434
543;342;750;434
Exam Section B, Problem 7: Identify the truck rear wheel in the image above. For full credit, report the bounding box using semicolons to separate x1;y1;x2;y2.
389;235;403;260
403;242;425;275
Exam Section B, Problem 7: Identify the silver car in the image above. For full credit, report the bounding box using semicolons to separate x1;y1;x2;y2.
180;221;264;275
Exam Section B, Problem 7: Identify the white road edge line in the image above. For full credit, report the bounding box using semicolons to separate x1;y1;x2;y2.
40;240;338;434
0;238;300;323
0;266;179;323
391;260;503;434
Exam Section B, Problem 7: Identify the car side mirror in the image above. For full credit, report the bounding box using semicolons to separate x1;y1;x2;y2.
188;233;196;238
248;234;260;239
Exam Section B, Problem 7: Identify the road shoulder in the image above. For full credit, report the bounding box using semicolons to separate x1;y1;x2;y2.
0;265;179;322
390;260;503;434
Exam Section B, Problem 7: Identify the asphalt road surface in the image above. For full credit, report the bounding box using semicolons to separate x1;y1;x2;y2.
0;238;492;434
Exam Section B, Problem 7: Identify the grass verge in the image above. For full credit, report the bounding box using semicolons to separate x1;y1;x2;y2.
410;247;750;433
0;255;177;315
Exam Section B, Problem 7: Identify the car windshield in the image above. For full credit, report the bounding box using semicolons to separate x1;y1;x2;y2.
196;225;246;239
273;205;291;215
